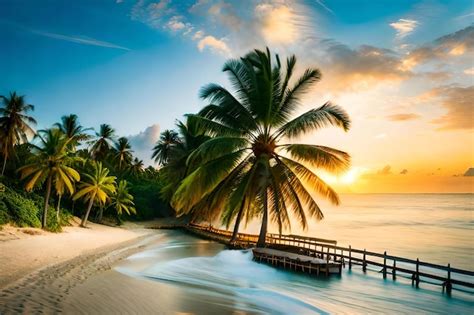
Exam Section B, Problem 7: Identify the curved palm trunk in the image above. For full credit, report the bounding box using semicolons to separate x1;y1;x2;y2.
42;175;53;229
1;153;8;176
257;190;268;248
230;198;246;244
56;195;62;224
98;205;104;223
81;193;96;228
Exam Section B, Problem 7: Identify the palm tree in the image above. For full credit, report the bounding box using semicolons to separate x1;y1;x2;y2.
129;157;144;177
0;92;37;175
171;48;351;247
151;129;180;166
90;124;115;160
54;114;91;148
110;180;136;217
114;137;133;170
158;119;210;202
73;162;116;227
18;129;80;229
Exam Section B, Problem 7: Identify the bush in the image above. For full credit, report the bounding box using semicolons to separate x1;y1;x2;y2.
0;200;11;225
2;188;41;228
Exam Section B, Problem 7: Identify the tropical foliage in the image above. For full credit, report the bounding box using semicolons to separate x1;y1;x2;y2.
164;48;351;247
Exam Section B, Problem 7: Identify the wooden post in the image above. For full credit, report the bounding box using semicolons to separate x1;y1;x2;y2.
363;249;367;272
446;263;452;294
383;251;387;279
349;245;352;270
415;258;420;287
392;260;397;280
326;247;330;263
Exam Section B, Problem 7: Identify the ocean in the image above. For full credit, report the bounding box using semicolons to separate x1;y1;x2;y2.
115;194;473;314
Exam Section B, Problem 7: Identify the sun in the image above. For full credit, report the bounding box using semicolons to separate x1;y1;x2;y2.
319;168;361;186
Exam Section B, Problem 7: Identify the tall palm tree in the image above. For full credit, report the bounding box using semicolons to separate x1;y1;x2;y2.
110;180;136;216
0;92;37;175
114;137;133;170
18;129;80;229
54;114;91;148
171;48;351;247
90;124;115;160
73;162;116;227
151;129;180;166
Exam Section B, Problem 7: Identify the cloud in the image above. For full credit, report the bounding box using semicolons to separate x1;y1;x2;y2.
319;42;412;91
400;25;474;70
167;16;187;31
428;85;474;130
255;3;303;45
128;124;160;165
400;169;408;175
390;19;419;39
387;113;421;121
377;165;392;175
315;0;334;14
197;35;230;56
464;67;474;75
464;168;474;176
30;30;130;51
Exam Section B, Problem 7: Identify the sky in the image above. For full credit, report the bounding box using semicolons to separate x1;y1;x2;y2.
0;0;473;193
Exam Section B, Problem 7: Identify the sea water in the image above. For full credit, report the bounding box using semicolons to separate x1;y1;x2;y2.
116;194;473;314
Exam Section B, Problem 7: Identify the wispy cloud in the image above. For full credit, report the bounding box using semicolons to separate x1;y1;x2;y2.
315;0;334;14
387;113;420;121
31;30;130;51
390;19;419;39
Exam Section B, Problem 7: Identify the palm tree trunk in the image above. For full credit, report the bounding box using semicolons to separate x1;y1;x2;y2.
257;189;268;248
42;175;53;229
230;198;246;243
98;205;103;223
81;194;96;228
1;154;7;176
56;195;62;224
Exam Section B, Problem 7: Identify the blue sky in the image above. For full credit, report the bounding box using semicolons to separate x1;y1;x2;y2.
0;0;473;191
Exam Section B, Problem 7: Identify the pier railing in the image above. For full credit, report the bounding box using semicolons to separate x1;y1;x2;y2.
187;223;474;294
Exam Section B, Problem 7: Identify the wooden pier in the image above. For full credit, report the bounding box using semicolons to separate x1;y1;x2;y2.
182;223;474;294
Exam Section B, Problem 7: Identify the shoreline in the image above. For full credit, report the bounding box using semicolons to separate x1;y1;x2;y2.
0;225;160;314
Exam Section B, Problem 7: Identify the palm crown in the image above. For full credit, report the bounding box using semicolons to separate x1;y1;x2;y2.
171;48;351;246
0;92;37;175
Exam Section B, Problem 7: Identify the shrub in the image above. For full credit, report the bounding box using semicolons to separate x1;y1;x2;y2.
0;200;11;225
2;188;41;228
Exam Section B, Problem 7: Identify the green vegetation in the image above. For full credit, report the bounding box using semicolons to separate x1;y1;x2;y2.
157;48;351;247
0;48;349;245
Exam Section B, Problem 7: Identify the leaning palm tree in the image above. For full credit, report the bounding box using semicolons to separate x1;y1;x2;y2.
114;137;133;170
54;114;91;149
171;48;351;247
90;124;115;160
73;162;116;227
0;92;37;175
151;129;181;166
110;180;136;216
18;129;80;229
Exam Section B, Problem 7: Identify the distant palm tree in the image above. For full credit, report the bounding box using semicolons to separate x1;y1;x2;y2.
158;119;210;202
172;48;351;247
54;114;91;148
18;129;80;229
0;92;36;175
114;137;133;170
110;180;136;216
90;124;115;160
129;157;144;177
73;162;116;227
151;129;180;166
